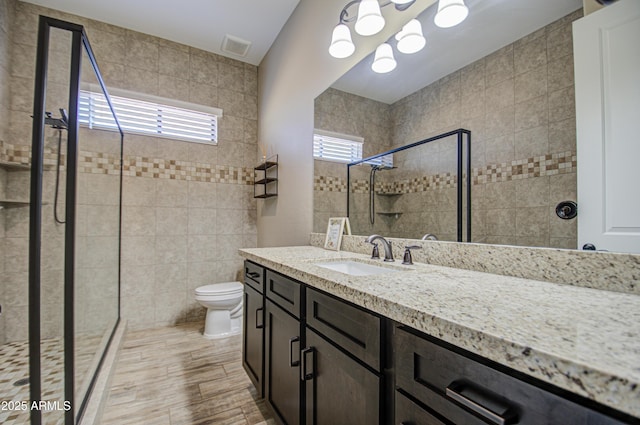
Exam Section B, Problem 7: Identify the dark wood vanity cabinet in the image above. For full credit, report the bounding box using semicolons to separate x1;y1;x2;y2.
243;261;265;397
244;261;635;425
264;270;304;425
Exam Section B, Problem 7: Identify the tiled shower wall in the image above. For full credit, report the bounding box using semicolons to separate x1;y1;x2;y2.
2;1;258;334
314;9;581;249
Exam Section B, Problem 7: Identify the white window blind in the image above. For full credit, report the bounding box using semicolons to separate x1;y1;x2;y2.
313;130;364;163
79;86;222;144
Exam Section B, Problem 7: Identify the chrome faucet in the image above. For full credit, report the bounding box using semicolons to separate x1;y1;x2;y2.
421;233;438;241
365;234;394;262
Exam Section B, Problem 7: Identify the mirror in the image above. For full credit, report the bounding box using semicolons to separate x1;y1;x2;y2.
314;0;582;249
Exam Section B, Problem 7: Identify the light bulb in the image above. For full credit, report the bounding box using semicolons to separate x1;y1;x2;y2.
355;0;385;36
371;43;396;73
329;24;355;58
395;19;426;54
390;0;414;3
434;0;469;28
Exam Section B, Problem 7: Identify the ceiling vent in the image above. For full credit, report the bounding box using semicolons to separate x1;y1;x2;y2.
222;34;252;58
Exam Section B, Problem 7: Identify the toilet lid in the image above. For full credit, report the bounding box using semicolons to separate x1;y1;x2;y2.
195;281;243;296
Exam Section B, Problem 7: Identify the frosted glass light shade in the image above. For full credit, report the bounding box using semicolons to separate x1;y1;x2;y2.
355;0;385;36
371;43;396;73
390;0;414;4
329;24;355;58
434;0;469;28
395;19;426;54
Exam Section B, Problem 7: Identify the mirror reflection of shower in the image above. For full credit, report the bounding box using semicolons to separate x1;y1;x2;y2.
369;164;396;225
45;108;68;224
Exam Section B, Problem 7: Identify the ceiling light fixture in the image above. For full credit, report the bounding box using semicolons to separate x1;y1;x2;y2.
371;42;397;73
395;19;426;54
329;24;356;58
434;0;469;28
329;0;417;59
355;0;386;36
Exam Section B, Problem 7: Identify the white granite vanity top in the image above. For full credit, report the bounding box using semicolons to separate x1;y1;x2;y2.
239;245;640;419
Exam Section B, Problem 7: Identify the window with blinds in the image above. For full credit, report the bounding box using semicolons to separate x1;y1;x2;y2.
79;88;221;144
313;129;393;167
313;130;364;163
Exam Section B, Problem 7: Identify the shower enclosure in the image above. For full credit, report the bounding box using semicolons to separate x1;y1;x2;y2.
12;16;123;425
347;129;471;241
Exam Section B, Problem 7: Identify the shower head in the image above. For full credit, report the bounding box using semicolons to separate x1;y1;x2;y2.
59;108;68;127
371;164;396;171
44;109;68;130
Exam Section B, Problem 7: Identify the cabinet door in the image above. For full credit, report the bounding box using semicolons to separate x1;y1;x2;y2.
304;328;380;425
242;284;264;397
265;299;302;425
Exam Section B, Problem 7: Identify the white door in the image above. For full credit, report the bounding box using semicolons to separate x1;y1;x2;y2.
574;0;640;254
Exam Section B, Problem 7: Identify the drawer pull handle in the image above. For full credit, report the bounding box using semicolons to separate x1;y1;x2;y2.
445;381;517;425
246;271;260;279
301;347;315;381
255;307;264;329
289;336;300;367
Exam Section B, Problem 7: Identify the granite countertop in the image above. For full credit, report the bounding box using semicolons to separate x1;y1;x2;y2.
239;245;640;419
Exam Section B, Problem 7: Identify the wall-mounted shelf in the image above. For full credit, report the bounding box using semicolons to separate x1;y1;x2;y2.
0;199;30;209
0;160;30;171
377;212;402;218
254;155;278;199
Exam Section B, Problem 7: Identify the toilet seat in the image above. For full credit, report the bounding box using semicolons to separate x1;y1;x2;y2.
195;282;243;296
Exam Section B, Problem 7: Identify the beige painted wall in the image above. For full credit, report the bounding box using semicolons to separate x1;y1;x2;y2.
257;0;437;247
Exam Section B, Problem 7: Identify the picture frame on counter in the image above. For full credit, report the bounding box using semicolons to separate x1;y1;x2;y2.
324;217;351;251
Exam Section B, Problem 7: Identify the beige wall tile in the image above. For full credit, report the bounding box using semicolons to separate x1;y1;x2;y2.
124;66;158;95
515;125;549;158
548;54;574;93
516;176;550;208
485;44;514;87
514;34;547;75
158;45;189;78
514;64;547;103
156;207;188;235
155;235;187;265
549;117;576;153
187;235;218;263
122;206;156;236
157;179;189;207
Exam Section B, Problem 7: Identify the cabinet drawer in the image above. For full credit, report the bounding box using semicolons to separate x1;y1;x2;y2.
306;287;381;371
266;270;302;319
244;261;264;293
395;326;627;425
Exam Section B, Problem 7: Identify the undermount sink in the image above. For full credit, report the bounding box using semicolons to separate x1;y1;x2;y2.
313;260;400;276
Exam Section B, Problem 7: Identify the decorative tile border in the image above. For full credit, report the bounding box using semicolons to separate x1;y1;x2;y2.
1;142;254;185
314;151;577;193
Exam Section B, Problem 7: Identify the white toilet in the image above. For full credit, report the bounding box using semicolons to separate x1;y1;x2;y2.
194;282;243;339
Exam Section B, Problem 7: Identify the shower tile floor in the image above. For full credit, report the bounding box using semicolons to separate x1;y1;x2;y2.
0;334;106;425
101;322;275;425
0;338;65;425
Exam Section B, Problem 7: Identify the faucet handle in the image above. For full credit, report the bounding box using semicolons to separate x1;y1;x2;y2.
402;245;421;265
370;243;380;259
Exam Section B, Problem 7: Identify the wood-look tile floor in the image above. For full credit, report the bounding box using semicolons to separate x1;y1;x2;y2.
101;322;275;425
